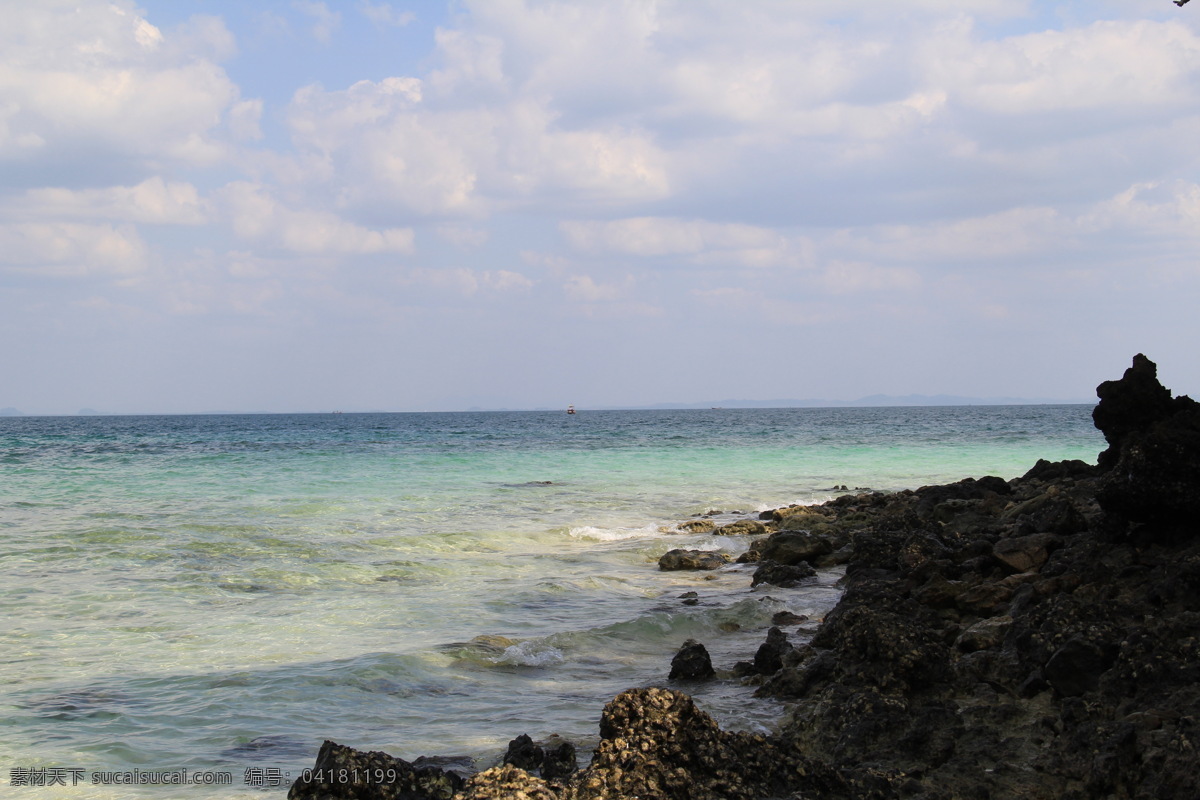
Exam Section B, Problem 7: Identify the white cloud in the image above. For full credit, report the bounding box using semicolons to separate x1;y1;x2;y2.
563;274;624;302
436;224;490;248
9;178;207;225
359;2;416;29
1087;179;1200;238
399;266;534;295
166;14;238;62
831;177;1200;271
293;1;342;44
8;0;1200;413
817;261;921;294
561;217;782;256
483;270;534;291
948;21;1200;116
560;217;809;270
228;99;264;141
559;273;663;319
289;77;423;149
0;1;246;168
428;28;508;94
0;222;148;276
281;79;669;216
690;287;835;326
219;182;415;255
848;207;1073;263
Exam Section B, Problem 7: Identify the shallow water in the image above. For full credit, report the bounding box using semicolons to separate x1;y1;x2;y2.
0;406;1103;796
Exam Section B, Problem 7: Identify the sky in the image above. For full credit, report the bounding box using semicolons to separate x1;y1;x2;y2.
2;0;1199;414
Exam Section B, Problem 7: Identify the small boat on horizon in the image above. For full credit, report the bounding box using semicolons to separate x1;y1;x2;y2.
567;405;576;415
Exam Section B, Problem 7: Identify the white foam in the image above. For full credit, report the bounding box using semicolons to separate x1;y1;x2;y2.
490;639;565;667
567;524;661;541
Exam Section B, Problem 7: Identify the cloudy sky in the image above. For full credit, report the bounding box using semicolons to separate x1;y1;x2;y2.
2;0;1198;414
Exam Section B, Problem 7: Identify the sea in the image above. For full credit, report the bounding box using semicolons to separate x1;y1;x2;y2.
0;405;1104;797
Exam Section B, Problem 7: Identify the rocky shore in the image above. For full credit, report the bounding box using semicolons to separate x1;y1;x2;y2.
290;355;1200;799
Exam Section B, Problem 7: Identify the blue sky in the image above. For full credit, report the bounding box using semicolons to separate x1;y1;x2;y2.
2;0;1198;413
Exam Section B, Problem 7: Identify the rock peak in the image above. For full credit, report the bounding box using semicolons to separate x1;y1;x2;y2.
1092;353;1174;470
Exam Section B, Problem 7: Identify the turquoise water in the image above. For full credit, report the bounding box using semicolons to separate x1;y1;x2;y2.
0;406;1103;797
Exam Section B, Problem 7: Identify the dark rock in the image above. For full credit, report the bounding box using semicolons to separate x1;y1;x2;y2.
501;734;576;780
669;639;715;680
759;530;833;565
975;475;1013;495
502;733;542;772
992;533;1059;573
713;519;770;536
774;506;828;527
540;738;576;780
913;574;967;609
1090;355;1200;524
287;740;464;799
1097;409;1200;524
578;687;844;800
771;610;808;626
676;519;716;533
658;549;729;571
1023;458;1095;482
752;627;793;674
1044;636;1110;697
1094;353;1176;471
1017;669;1049;697
955;615;1012;652
813;542;854;568
807;600;953;694
765;504;817;522
914;477;1001;518
750;560;816;588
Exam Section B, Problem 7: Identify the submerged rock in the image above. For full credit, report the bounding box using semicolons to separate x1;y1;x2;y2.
221;734;309;761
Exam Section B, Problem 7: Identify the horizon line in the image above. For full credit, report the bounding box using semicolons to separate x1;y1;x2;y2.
0;396;1099;418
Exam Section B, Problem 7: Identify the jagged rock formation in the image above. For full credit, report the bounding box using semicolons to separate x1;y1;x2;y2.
756;354;1200;798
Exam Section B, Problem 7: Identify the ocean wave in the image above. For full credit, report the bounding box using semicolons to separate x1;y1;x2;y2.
567;524;662;541
489;639;566;667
